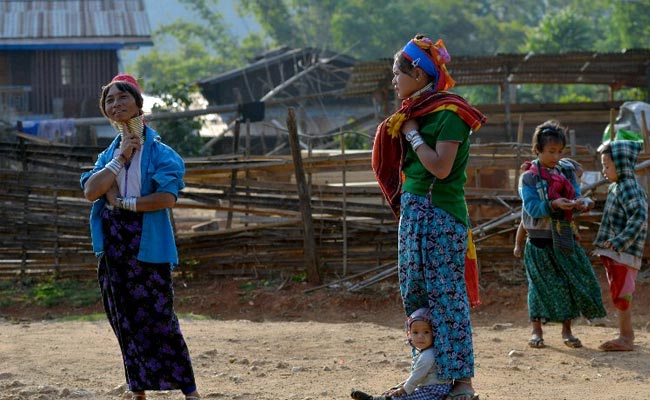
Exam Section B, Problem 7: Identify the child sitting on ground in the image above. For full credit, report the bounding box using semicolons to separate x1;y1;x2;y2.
350;308;453;400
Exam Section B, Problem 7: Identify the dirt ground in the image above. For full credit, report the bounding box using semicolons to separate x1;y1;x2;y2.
1;267;650;400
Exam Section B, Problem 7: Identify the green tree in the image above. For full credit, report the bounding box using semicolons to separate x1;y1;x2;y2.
132;0;265;90
518;7;597;103
609;1;650;49
239;0;343;51
132;43;229;90
147;82;205;158
330;0;501;58
130;0;268;156
240;0;509;59
238;0;617;60
466;0;571;55
131;0;649;110
523;7;595;53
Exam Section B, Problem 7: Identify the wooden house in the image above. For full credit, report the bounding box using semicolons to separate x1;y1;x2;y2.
0;0;153;121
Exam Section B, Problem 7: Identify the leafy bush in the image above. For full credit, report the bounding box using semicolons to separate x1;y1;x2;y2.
27;279;100;308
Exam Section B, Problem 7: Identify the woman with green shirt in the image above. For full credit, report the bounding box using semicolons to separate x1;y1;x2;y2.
372;34;486;400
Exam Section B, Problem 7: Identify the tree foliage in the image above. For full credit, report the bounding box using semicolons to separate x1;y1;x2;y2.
128;0;650;128
238;0;342;51
132;0;650;79
146;82;205;158
523;7;595;53
132;0;264;93
610;1;650;49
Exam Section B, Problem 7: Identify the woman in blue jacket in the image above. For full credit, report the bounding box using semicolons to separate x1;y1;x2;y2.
80;74;200;400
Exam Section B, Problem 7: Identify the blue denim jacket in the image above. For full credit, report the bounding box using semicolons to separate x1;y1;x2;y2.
80;126;185;267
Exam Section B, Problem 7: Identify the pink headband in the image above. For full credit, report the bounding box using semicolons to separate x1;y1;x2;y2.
111;74;142;94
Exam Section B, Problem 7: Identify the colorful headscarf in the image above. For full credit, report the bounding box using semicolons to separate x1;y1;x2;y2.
401;36;455;92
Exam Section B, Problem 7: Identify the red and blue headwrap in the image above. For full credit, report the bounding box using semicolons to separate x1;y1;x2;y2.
401;36;455;92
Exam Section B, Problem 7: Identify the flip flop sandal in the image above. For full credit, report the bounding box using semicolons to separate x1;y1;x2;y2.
563;337;583;348
528;336;545;348
447;390;480;400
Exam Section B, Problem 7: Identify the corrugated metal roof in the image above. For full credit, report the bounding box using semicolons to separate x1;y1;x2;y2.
197;47;357;105
343;50;650;96
0;0;152;42
197;47;356;85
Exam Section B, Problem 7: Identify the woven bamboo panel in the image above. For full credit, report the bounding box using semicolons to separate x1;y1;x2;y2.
2;136;648;282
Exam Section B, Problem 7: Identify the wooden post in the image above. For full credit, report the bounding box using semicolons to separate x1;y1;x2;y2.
609;108;616;142
226;119;240;230
514;115;524;191
260;125;267;154
227;90;243;229
340;131;348;276
503;80;512;141
569;129;576;157
641;111;649;153
641;111;650;191
53;190;60;277
17;121;28;276
287;107;321;284
245;118;251;156
244;120;251;228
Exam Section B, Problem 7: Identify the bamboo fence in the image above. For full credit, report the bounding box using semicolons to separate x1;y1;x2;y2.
1;129;649;285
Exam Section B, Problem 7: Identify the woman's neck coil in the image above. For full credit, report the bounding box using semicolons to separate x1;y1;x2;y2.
116;114;145;145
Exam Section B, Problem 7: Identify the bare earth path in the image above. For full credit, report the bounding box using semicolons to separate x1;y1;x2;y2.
1;273;650;400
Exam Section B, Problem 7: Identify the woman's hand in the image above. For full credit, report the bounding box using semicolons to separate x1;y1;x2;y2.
120;126;142;163
105;184;120;208
513;245;522;259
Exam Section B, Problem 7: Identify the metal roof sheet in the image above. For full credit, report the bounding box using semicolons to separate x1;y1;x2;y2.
0;0;152;42
343;50;650;96
197;47;356;85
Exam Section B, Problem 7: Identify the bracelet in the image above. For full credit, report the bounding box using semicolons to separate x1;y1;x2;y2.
405;129;420;143
410;136;425;151
116;196;137;212
125;197;137;212
105;157;124;175
404;130;425;151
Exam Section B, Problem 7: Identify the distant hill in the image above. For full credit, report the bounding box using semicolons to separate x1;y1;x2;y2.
120;0;260;69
